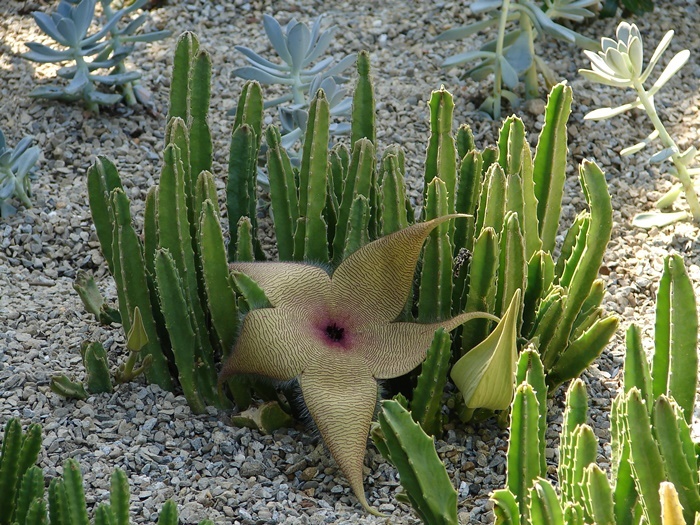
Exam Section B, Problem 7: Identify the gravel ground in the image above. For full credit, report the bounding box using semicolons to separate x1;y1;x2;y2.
1;0;700;523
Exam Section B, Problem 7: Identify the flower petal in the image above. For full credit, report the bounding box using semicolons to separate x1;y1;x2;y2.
357;311;498;379
299;355;380;515
331;214;468;325
231;262;331;313
219;308;321;381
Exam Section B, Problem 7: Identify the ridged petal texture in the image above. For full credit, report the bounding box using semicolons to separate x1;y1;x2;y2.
221;214;491;514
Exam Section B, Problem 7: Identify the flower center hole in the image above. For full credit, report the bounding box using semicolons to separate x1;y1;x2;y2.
325;323;345;342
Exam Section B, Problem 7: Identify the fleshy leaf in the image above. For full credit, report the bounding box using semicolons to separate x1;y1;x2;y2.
450;289;520;410
649;147;677;164
650;50;689;92
655;184;683;210
632;211;690;229
126;306;148;352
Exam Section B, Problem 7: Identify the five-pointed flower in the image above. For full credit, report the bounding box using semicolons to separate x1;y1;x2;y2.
219;214;494;514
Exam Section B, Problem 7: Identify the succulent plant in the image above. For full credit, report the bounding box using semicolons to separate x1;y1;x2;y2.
0;418;215;525
23;0;170;112
231;14;355;156
371;400;459;524
0;128;40;218
436;0;600;118
491;253;700;525
580;22;699;228
80;32;616;516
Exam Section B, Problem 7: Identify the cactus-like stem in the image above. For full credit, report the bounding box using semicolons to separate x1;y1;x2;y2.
342;195;370;258
374;400;458;524
495;212;525;320
49;375;88;400
491;489;519;525
623;324;653;403
111;189;173;390
73;271;120;325
418;178;453;321
94;504;115;525
266;125;299;261
189;51;213;184
234;217;255;263
532;84;572;254
558;215;591;289
62;460;89;525
332;138;375;262
528;479;564;524
559;379;588;505
165;118;192;210
453;149;483;256
15;466;44;525
543;161;612;372
379;153;409;236
154;249;207;414
582;464;615;525
424;88;457;213
86;157;123;275
410;329;451;437
109;469;129;525
298;90;330;264
518;144;541;261
81;341;112;394
460;227;498;354
522;251;554;337
475;163;506;239
0;419;42;525
168;32;199;124
625;388;666;525
351;51;376;148
456;124;475;160
157;500;179;525
547;316;619;388
199;200;239;353
24;498;46;525
571;425;597;508
226;124;258;262
652;396;700;522
515;349;547;476
653;254;698;421
498;117;525;177
506;383;541;519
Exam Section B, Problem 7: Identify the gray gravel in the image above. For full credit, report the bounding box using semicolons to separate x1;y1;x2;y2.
2;0;700;523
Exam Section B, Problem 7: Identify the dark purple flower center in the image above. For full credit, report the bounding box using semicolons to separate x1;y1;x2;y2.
325;323;345;342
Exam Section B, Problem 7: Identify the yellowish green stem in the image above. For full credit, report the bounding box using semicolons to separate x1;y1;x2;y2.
633;79;700;222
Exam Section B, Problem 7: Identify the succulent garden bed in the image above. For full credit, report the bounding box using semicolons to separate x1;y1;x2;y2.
1;0;700;523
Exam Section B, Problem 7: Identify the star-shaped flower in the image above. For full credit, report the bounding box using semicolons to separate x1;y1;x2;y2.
220;214;492;514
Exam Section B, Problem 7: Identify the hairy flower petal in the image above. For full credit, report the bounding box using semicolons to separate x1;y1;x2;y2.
331;214;467;325
358;311;498;379
231;261;331;313
220;308;321;381
299;355;379;515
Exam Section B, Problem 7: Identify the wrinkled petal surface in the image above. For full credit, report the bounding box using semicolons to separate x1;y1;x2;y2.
358;312;497;379
299;354;378;514
220;308;321;381
231;262;331;314
331;215;466;325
